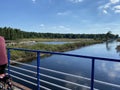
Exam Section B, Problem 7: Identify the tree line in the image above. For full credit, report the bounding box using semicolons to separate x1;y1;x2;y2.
0;27;119;40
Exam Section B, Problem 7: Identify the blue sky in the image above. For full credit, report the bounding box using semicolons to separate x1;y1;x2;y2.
0;0;120;35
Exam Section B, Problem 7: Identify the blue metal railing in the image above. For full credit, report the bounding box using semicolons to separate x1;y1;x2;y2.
7;48;120;90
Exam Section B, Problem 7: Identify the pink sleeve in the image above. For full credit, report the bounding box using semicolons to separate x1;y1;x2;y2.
0;36;8;65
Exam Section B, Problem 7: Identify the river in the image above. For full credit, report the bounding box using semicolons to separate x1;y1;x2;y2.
12;40;120;90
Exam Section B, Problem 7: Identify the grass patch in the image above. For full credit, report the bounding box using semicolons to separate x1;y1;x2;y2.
7;39;102;62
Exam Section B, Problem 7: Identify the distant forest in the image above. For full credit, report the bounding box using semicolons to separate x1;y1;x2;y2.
0;27;119;40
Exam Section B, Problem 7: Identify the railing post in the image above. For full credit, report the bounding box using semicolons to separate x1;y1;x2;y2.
7;48;11;75
91;58;95;90
37;51;40;90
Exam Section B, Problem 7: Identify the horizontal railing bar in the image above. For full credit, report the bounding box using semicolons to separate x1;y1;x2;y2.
8;67;120;88
10;69;37;80
40;67;120;88
10;68;98;90
10;61;90;81
11;60;37;68
39;85;52;90
11;74;37;86
10;65;36;74
95;79;120;88
40;79;72;90
9;65;120;89
8;48;120;62
10;63;120;88
40;73;99;90
9;68;94;89
10;64;120;89
10;67;95;90
10;65;74;89
40;67;90;80
11;75;51;90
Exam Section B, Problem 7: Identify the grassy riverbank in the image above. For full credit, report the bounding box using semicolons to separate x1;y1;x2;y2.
8;39;102;62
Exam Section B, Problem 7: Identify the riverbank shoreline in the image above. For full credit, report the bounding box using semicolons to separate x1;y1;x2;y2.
8;39;102;62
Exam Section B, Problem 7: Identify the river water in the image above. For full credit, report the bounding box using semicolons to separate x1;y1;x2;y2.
13;41;120;90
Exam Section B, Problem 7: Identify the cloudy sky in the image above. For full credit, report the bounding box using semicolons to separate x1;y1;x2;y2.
0;0;120;35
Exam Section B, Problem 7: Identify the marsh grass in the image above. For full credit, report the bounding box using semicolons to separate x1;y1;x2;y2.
8;39;102;62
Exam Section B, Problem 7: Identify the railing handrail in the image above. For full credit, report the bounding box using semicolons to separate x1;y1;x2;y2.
7;48;120;62
7;48;120;90
9;61;120;89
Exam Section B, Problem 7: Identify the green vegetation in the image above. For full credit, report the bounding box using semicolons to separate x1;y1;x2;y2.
0;27;118;62
8;39;102;62
25;40;101;52
0;27;118;40
105;31;118;41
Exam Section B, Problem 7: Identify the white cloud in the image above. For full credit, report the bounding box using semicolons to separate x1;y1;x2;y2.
58;25;71;30
32;0;36;3
104;27;112;30
52;25;71;31
99;0;120;14
113;5;120;13
39;24;45;30
57;11;71;16
68;0;83;3
110;0;120;4
81;20;89;23
39;24;71;33
103;10;108;14
40;24;45;27
114;10;120;13
113;5;120;9
104;3;111;9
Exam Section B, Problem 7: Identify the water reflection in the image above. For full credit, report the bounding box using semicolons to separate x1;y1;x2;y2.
106;42;111;51
65;75;89;90
105;40;120;57
99;61;120;79
15;40;120;90
39;41;73;45
116;45;120;53
116;40;120;56
105;40;115;51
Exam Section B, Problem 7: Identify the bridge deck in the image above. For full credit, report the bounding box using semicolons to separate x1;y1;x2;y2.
13;81;31;90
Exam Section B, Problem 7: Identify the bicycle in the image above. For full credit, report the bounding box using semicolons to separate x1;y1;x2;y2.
0;74;13;90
